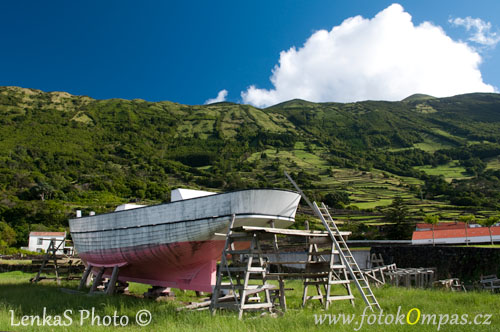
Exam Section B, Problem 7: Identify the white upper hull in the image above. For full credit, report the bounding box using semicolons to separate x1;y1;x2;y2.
69;189;301;254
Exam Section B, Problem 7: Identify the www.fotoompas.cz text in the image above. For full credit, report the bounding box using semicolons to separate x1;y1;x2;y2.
314;306;492;331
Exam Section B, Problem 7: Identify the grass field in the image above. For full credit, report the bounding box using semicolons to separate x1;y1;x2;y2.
486;156;500;170
242;143;495;228
236;138;498;230
415;161;468;182
1;271;499;331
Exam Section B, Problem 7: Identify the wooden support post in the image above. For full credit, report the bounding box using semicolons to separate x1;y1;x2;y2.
51;241;61;285
79;265;93;290
211;214;237;316
90;267;105;293
106;266;120;295
270;220;286;312
85;269;94;287
32;257;47;283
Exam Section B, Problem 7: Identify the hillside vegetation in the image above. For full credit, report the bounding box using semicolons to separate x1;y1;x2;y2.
1;86;500;246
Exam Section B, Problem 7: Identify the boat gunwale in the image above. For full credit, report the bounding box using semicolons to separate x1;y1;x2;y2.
70;212;295;234
69;188;300;222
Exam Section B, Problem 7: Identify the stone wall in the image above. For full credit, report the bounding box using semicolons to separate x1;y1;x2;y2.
0;264;38;273
370;245;500;283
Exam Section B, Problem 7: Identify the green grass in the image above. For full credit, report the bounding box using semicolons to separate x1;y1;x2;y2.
249;109;288;132
1;271;499;331
415;161;468;181
350;199;393;209
430;128;464;142
412;131;457;153
486;156;500;170
413;141;449;153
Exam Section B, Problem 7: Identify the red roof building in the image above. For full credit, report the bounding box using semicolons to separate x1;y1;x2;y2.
29;232;66;237
28;231;67;253
412;225;500;245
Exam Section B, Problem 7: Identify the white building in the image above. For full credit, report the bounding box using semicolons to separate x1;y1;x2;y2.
28;232;67;254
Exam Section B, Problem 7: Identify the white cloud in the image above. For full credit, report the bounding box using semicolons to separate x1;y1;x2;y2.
449;16;500;47
241;4;496;108
205;89;228;104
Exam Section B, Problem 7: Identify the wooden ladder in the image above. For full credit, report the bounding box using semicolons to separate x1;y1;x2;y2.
302;239;354;309
210;215;274;319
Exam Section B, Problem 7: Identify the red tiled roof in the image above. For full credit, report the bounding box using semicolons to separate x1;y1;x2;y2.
412;226;500;240
416;222;467;230
29;232;66;237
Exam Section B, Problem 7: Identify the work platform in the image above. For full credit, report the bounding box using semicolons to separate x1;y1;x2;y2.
206;172;382;318
209;212;380;318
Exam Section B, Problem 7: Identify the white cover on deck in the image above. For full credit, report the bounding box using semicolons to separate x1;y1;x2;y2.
115;203;146;211
171;188;216;202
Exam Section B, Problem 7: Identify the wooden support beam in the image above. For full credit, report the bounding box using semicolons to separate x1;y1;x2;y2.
85;269;94;287
106;266;120;295
90;267;105;294
270;220;287;312
78;265;93;290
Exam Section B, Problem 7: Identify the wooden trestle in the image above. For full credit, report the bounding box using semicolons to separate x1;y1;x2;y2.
31;239;81;284
210;217;356;318
210;172;382;318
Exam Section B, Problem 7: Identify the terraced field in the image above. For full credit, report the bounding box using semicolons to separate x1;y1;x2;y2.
415;161;469;182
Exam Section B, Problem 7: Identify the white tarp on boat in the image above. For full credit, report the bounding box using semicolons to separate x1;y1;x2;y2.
171;188;216;202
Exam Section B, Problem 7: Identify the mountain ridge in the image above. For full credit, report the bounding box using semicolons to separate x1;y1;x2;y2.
1;86;500;246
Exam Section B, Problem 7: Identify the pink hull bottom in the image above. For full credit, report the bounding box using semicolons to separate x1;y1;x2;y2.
80;240;228;292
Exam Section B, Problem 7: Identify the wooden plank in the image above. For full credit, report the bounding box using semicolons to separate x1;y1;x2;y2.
241;303;273;309
268;272;329;278
304;280;350;285
235;226;351;237
308;251;337;256
268;261;314;265
225;249;264;255
326;295;355;301
225;267;266;273
215;284;277;294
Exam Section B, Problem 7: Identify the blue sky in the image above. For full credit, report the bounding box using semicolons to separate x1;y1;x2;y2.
1;0;499;106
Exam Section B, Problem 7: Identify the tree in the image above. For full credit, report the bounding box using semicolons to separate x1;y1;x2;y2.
0;221;16;247
479;216;499;245
384;197;413;240
424;214;439;246
324;191;350;209
29;181;54;201
459;214;475;246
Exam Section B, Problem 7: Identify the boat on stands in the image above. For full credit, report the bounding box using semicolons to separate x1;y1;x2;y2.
69;188;301;292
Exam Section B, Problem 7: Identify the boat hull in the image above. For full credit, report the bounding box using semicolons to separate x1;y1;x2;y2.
69;189;301;292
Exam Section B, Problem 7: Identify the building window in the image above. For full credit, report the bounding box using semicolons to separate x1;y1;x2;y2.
37;238;43;245
36;248;42;253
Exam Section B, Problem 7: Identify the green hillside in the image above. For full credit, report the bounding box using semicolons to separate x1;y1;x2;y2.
1;86;500;246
